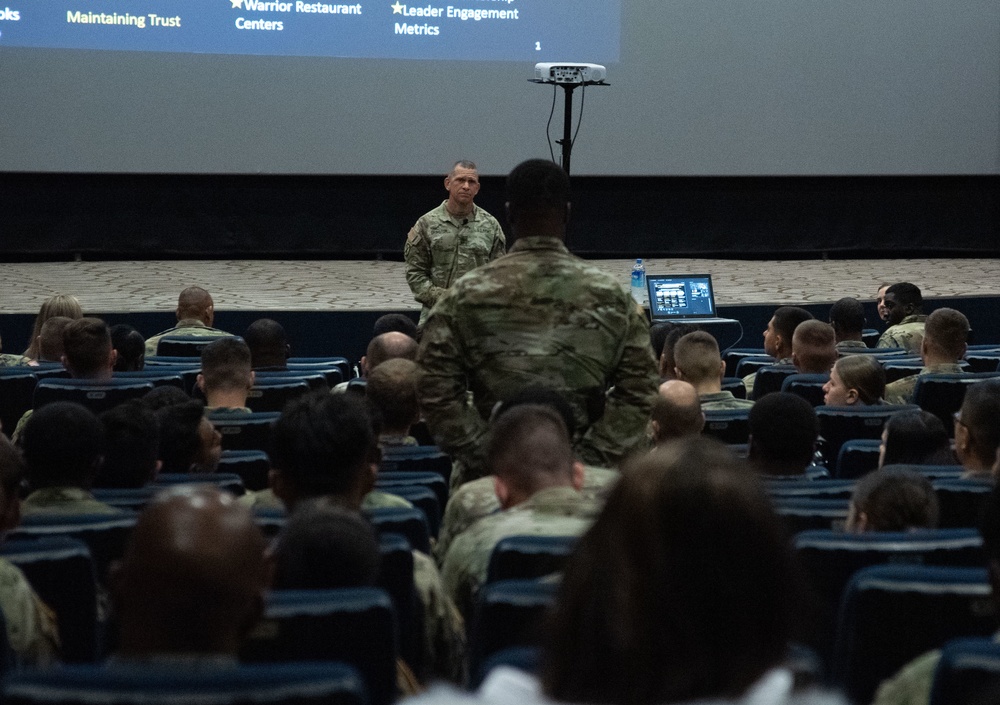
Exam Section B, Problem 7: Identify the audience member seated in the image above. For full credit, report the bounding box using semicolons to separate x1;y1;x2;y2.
748;393;824;479
12;317;117;443
650;380;705;445
155;399;223;475
823;355;886;406
876;283;891;325
436;387;617;564
244;318;290;371
743;306;814;398
32;316;74;366
876;283;927;352
198;337;255;412
870;482;1000;705
884;307;969;405
954;379;1000;478
372;313;419;341
141;385;191;411
468;437;845;705
144;286;231;357
441;404;596;619
22;294;83;360
674;331;754;410
879;410;955;468
845;467;939;533
791;321;838;374
0;435;60;665
334;331;419;394
651;323;698;381
18;401;120;515
829;297;868;354
366;358;421;448
95;400;161;488
110;324;146;372
264;391;463;682
110;485;269;663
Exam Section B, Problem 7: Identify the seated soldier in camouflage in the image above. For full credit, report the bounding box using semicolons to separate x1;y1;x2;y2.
743;306;814;398
884;307;968;405
198;337;255;412
440;404;600;619
954;379;1000;478
791;320;838;374
748;393;826;479
829;297;868;354
436;387;615;563
332;331;418;394
144;286;231;357
243;318;290;371
263;391;462;682
876;282;928;352
366;358;421;448
19;402;121;515
674;331;754;411
650;380;705;445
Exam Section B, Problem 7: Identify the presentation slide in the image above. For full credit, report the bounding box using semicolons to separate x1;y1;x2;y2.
0;0;619;61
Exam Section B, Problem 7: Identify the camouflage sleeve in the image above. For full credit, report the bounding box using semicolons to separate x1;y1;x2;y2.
870;649;940;705
435;478;500;564
416;296;489;470
876;330;899;349
0;560;60;667
440;534;482;621
883;376;915;406
488;218;506;262
405;220;447;307
578;302;659;467
411;550;466;683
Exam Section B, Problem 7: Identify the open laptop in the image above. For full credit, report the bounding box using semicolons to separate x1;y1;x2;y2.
646;274;719;322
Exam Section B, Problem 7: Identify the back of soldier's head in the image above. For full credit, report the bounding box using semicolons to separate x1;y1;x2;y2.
176;286;214;321
658;324;700;379
365;331;418;372
273;499;381;590
792;320;838;374
63;317;113;378
881;410;952;467
748;392;818;472
372;314;418;341
829;297;865;338
155;400;209;475
487;404;575;496
110;324;146;372
366;358;419;434
271;392;380;500
38;316;74;363
200;337;252;392
673;331;722;385
850;468;939;532
923;307;969;361
243;319;289;369
886;282;923;310
772;306;815;342
959;380;1000;468
98;400;160;489
507;159;571;224
650;380;704;442
21;401;105;490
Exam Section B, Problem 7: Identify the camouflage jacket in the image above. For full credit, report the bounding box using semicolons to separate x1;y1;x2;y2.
883;362;964;405
21;486;122;516
742;357;792;398
835;340;869;353
0;354;30;367
0;558;60;667
417;237;659;474
404;201;506;327
440;485;599;617
876;315;928;353
435;466;617;563
411;550;466;683
699;390;755;411
145;319;232;357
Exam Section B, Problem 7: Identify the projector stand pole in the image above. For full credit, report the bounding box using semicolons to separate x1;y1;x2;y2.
556;84;578;176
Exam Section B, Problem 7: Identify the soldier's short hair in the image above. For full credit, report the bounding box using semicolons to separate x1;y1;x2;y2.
21;401;104;490
63;317;112;377
98;400;160;489
772;307;814;343
372;314;418;341
851;468;939;532
451;160;477;174
366;358;419;434
791;320;837;374
673;331;721;385
748;392;818;470
486;404;574;494
243;319;288;369
177;286;213;321
200;337;252;393
923;308;969;360
829;298;865;336
507;159;571;217
959;380;1000;469
155;400;208;475
886;282;923;310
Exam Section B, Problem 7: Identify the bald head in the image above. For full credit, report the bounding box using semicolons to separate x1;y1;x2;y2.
113;486;269;657
363;331;419;375
791;320;837;374
176;286;215;326
651;380;705;444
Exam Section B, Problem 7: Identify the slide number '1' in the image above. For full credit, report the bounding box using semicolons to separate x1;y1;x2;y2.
535;41;541;51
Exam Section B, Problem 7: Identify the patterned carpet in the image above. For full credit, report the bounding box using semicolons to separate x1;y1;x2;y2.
2;257;999;314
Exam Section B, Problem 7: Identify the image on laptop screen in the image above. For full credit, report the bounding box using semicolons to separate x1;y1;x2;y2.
647;275;716;320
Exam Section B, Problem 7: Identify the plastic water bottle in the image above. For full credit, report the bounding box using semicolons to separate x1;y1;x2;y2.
630;258;647;306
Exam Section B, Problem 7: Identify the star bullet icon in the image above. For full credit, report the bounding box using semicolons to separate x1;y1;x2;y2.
391;1;404;14
231;0;242;8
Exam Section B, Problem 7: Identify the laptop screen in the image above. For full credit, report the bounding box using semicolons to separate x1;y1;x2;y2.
646;274;716;320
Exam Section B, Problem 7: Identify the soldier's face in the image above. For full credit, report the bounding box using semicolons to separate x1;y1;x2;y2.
882;293;908;326
876;285;890;322
445;167;480;207
763;317;779;358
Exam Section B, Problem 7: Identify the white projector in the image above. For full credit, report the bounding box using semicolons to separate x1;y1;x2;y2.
534;62;607;84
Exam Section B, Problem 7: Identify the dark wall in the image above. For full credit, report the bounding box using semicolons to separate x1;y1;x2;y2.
3;173;997;260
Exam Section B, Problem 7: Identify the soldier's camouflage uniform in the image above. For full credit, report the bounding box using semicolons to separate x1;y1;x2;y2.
417;236;659;482
144;319;232;357
404;201;506;328
742;357;793;399
699;390;755;411
883;362;964;405
876;315;928;353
